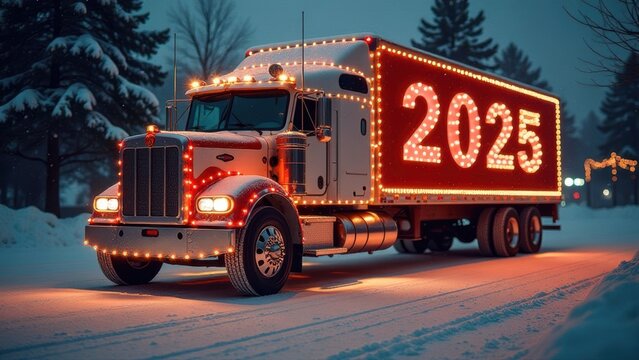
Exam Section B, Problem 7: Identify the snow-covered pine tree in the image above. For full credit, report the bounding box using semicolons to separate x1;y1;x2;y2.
0;0;168;216
599;52;639;158
411;0;498;70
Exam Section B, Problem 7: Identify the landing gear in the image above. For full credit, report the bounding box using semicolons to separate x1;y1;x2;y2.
226;206;293;296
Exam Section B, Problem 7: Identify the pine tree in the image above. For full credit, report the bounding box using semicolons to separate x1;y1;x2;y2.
495;43;550;90
580;111;603;157
492;42;580;177
0;0;169;215
599;52;639;158
411;0;498;70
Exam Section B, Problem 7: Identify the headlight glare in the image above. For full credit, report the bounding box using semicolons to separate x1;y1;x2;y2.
197;196;233;213
94;197;118;212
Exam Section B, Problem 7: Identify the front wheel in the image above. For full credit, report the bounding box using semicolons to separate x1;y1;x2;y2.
226;206;293;296
97;252;162;285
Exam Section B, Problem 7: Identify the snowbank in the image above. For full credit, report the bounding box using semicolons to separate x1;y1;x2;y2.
528;250;639;359
0;205;89;248
549;204;639;246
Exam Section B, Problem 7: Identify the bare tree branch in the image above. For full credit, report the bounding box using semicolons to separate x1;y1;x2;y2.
170;0;253;80
566;0;639;82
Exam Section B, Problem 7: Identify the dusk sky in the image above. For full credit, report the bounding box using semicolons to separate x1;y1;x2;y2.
142;0;614;126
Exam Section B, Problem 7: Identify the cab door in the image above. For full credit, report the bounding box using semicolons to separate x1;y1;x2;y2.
292;95;328;195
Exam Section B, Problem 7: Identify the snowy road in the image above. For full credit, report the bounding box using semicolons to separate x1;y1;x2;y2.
0;240;635;359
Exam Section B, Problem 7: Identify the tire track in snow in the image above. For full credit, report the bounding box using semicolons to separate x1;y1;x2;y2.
204;257;614;359
0;251;621;359
136;255;616;359
327;274;602;359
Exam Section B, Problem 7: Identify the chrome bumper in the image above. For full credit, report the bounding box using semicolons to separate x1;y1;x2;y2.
84;225;236;260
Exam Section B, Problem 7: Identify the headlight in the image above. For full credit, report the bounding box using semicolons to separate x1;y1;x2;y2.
94;197;119;212
197;196;233;213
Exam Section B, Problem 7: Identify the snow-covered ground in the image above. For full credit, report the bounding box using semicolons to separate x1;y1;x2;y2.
0;205;88;248
528;250;639;360
0;204;637;359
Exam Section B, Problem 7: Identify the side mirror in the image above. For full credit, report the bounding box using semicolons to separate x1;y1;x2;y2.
316;97;332;143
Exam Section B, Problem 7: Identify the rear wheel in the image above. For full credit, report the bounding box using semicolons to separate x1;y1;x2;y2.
97;252;162;285
427;234;453;252
393;238;429;254
519;207;543;253
492;207;520;257
477;207;496;256
226;206;292;296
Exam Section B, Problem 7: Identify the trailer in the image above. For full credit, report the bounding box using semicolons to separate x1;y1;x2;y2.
85;34;562;295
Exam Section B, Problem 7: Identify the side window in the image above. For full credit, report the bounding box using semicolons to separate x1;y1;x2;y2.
292;97;317;133
339;74;368;94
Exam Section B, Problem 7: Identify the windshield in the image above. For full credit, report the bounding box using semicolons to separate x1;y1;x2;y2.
186;91;289;132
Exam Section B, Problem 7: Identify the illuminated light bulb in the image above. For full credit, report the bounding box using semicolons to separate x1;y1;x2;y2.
83;240;89;246
190;80;201;89
145;253;150;258
122;251;128;256
214;250;220;256
227;247;234;253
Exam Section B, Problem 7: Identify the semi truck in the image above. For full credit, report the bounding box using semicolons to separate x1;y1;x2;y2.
85;34;562;296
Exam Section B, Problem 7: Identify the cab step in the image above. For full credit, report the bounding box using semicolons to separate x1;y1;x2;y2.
303;247;348;257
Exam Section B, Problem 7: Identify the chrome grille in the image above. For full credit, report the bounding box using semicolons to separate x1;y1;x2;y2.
121;146;181;221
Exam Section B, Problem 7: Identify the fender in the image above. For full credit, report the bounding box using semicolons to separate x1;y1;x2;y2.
193;175;304;272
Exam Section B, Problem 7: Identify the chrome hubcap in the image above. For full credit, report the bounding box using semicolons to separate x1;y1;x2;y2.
255;226;285;278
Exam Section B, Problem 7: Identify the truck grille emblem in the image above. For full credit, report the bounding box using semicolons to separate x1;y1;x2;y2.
145;133;156;147
216;153;234;162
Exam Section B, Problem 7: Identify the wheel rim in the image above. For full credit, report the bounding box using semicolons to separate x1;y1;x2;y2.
255;225;286;278
506;217;519;248
529;215;542;246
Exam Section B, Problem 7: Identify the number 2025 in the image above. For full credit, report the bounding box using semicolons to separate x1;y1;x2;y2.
402;82;543;174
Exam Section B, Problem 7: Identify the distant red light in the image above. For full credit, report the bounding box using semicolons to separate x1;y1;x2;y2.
572;191;581;200
365;36;372;43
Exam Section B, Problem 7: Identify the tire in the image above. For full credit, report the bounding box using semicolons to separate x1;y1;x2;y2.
519;206;543;253
427;234;453;252
393;238;429;254
492;207;520;257
97;252;162;285
453;219;477;243
226;206;292;296
477;207;496;256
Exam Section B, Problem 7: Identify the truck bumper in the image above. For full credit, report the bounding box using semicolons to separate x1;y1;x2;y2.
84;225;236;260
